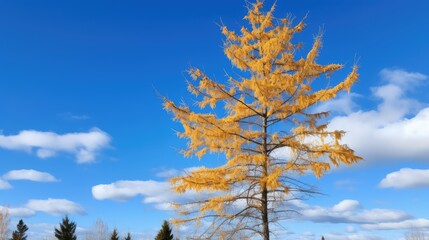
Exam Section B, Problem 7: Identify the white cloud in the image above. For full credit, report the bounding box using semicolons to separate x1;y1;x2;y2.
289;199;411;224
154;167;205;179
92;178;209;211
316;92;360;114
332;199;360;212
0;179;11;190
3;169;58;182
0;128;110;163
286;198;429;233
155;168;179;178
327;68;429;163
92;167;212;209
324;232;383;240
0;198;85;217
92;180;171;201
362;219;429;230
0;206;35;218
379;68;427;87
25;198;85;215
26;223;58;240
379;168;429;189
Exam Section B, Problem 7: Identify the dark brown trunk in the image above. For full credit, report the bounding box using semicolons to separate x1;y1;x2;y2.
262;113;269;240
261;185;269;240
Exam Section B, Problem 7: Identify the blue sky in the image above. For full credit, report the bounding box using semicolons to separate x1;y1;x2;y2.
0;0;429;239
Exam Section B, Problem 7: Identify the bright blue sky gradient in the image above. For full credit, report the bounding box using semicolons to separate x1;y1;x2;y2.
1;1;429;239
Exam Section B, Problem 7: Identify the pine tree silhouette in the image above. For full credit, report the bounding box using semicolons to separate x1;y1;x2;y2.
54;216;77;240
124;232;131;240
10;219;28;240
155;221;174;240
110;228;119;240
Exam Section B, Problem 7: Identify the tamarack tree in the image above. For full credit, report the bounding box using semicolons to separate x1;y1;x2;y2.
163;1;362;239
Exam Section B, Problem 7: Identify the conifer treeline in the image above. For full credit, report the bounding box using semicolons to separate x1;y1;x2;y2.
5;217;176;240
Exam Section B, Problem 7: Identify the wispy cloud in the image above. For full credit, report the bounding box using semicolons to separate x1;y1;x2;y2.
0;128;111;163
0;169;58;190
92;180;171;202
323;232;383;240
379;168;429;189
25;198;85;215
154;167;202;178
155;168;180;178
316;92;361;115
284;198;429;232
289;199;411;224
0;179;12;190
0;198;85;217
362;219;429;230
59;112;90;120
92;177;208;211
0;206;35;217
3;169;58;182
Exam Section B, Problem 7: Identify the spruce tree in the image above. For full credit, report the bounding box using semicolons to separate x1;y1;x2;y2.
155;221;173;240
11;232;19;240
124;232;131;240
110;228;119;240
54;216;77;240
321;236;325;240
10;219;28;240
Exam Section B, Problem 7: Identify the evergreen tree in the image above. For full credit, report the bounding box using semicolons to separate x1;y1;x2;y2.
321;236;325;240
110;228;119;240
124;232;131;240
155;221;173;240
10;219;28;240
11;232;20;240
54;216;77;240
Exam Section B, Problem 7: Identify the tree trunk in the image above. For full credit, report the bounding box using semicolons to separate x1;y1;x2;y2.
261;114;269;240
261;186;269;240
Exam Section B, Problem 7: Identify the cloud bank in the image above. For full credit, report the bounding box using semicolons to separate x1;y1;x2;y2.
92;175;429;232
286;199;429;232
